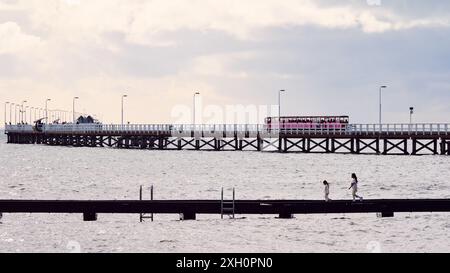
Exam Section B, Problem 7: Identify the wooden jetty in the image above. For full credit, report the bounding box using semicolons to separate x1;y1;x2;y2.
1;199;449;221
5;123;450;155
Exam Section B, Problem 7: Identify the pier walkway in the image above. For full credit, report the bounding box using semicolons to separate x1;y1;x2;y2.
5;123;450;155
1;199;449;221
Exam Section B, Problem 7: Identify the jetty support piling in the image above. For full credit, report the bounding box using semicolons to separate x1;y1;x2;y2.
377;212;394;218
83;212;98;222
278;212;294;219
180;211;196;221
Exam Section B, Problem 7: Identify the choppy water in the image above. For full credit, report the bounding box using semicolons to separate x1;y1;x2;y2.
0;132;449;253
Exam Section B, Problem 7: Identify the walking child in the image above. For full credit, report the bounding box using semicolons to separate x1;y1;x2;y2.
323;180;331;202
349;173;363;201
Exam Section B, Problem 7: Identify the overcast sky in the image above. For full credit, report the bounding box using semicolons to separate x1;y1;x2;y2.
1;0;450;124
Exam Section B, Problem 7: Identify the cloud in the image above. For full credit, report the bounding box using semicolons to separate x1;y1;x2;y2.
190;52;254;79
1;1;450;124
4;0;450;46
0;21;43;54
105;0;450;41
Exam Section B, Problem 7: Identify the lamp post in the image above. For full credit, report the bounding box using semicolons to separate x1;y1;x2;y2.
45;99;51;124
193;92;200;125
121;94;127;126
25;106;29;124
15;105;20;124
409;107;414;124
279;89;285;128
73;97;79;123
25;106;30;124
21;100;27;123
9;103;14;124
379;86;387;125
4;102;9;125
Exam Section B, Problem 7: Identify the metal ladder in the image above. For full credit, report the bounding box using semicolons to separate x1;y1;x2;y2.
221;187;235;219
139;185;154;222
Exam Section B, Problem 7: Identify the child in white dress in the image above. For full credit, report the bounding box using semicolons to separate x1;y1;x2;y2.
349;173;363;201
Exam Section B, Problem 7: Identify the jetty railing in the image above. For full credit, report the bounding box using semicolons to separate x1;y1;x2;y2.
4;123;450;136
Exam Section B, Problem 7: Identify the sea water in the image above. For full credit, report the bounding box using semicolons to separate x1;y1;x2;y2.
0;133;449;253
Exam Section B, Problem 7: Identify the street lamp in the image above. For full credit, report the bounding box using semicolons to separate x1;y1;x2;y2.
121;94;127;126
279;90;285;129
409;107;414;124
73;97;79;123
9;103;14;124
21;100;27;123
379;86;387;125
25;106;29;124
15;105;20;124
4;102;9;125
45;99;51;124
193;92;200;125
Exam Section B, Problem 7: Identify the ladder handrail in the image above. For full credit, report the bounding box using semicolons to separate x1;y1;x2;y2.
221;187;224;219
139;185;154;222
232;187;235;219
139;185;143;223
221;187;235;219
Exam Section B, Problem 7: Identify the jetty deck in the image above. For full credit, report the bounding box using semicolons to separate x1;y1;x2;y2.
1;199;449;221
5;123;450;155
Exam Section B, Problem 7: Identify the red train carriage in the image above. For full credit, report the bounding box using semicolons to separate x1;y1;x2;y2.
264;116;350;130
